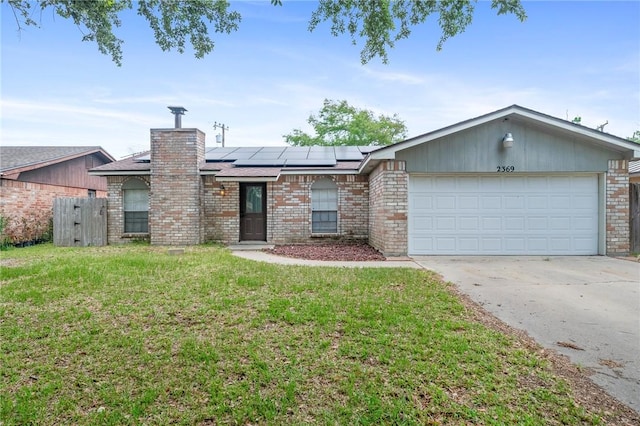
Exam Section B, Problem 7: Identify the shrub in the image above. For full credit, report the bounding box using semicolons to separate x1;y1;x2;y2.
0;210;53;248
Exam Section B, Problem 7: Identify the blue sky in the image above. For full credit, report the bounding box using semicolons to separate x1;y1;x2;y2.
1;1;639;159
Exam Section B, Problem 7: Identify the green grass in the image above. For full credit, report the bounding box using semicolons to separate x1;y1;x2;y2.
0;244;606;425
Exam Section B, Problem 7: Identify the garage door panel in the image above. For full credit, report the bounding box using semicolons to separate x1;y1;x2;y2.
436;237;456;251
482;196;502;209
503;177;526;190
504;196;525;209
458;238;479;251
435;217;456;230
458;196;479;209
573;216;595;230
412;194;433;209
573;195;596;209
481;238;501;251
435;196;456;209
408;175;598;255
482;217;502;231
505;217;525;230
549;217;571;230
459;216;479;230
528;217;548;230
505;238;526;251
412;217;433;231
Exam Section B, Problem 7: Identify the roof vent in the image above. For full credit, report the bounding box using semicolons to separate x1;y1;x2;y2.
167;106;187;128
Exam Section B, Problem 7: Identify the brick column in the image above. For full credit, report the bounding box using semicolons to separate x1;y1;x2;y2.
606;160;630;255
150;128;205;245
368;160;408;256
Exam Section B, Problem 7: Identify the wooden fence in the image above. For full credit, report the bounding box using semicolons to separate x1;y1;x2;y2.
53;198;107;247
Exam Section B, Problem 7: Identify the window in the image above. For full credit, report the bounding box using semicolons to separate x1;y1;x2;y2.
122;178;149;233
311;178;338;233
87;189;96;198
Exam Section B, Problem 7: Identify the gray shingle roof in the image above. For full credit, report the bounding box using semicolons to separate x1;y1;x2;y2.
0;146;114;173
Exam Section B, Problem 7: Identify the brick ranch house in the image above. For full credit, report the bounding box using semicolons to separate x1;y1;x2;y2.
0;146;114;244
90;105;639;256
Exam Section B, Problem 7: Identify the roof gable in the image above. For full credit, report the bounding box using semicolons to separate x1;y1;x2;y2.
0;146;115;175
362;105;640;172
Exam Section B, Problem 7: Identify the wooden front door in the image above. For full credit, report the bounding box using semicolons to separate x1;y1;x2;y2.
240;183;267;241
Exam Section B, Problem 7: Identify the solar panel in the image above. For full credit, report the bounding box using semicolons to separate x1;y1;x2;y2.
279;147;310;159
250;147;287;160
228;147;262;159
205;147;239;160
307;146;335;160
334;146;364;160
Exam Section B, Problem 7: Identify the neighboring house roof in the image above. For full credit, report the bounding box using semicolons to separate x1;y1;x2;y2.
0;146;116;178
360;104;640;173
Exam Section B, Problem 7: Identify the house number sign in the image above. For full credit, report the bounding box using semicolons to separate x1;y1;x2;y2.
496;166;515;172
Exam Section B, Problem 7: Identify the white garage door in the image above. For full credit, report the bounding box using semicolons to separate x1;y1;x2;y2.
408;175;599;255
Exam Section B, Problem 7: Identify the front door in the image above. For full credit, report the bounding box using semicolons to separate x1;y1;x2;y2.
240;183;267;241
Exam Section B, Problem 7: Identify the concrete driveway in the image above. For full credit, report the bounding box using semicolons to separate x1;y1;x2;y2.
412;256;640;413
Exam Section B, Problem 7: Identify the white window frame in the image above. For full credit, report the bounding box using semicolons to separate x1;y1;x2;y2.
311;178;338;234
122;178;149;234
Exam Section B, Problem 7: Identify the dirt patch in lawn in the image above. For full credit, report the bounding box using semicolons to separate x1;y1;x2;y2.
265;243;386;261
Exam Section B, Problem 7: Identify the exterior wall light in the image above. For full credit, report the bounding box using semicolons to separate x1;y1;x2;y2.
502;133;514;148
220;184;226;196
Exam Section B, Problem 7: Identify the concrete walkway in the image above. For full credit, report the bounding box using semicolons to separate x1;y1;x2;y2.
231;248;422;268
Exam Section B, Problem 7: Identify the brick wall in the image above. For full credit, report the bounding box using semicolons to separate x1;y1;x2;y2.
150;128;205;245
105;175;150;244
203;174;369;245
1;179;106;243
606;160;630;255
203;178;238;243
268;174;369;244
368;161;408;256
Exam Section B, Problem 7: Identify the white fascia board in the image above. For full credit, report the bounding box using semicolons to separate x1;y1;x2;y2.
512;108;640;156
88;170;151;176
279;169;359;176
214;176;280;182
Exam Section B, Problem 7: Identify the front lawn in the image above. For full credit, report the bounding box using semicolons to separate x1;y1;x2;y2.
0;244;628;424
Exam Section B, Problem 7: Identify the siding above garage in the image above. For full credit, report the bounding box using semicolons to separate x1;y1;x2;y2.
397;118;625;174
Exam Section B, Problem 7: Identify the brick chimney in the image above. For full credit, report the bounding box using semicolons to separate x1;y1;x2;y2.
149;107;205;245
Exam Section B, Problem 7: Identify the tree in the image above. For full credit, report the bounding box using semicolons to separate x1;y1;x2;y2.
284;99;407;147
628;130;640;144
4;0;526;66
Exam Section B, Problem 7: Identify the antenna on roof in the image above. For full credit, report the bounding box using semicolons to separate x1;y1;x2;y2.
596;120;608;132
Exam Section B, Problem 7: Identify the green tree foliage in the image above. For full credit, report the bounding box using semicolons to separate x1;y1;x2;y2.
309;0;527;64
628;130;640;144
4;0;526;66
4;0;241;66
284;99;407;147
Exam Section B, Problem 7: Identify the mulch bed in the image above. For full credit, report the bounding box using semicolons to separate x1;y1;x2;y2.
264;243;386;261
